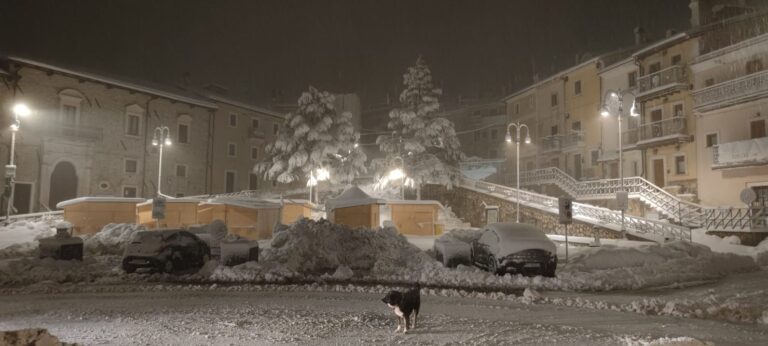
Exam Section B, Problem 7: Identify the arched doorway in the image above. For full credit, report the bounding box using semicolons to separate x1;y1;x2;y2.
49;161;78;208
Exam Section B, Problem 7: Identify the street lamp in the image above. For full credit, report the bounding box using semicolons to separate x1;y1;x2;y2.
600;89;639;237
151;126;172;197
5;103;31;220
506;122;531;222
389;156;406;200
307;167;330;203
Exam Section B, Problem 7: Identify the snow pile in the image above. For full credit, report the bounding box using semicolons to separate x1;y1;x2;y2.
623;336;711;346
83;223;147;255
208;261;297;283
261;218;435;276
554;241;759;291
0;220;56;258
0;256;121;286
437;206;472;230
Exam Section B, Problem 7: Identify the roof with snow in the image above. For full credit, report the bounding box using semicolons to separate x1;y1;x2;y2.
325;186;387;211
205;94;284;119
56;197;147;208
6;56;218;109
136;198;204;206
200;198;281;210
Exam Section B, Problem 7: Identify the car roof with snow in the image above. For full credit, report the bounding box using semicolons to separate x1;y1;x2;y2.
486;223;549;241
133;229;193;238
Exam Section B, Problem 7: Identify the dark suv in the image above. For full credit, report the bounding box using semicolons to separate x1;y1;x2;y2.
122;229;211;273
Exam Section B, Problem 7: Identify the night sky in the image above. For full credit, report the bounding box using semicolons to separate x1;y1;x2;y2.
0;0;691;107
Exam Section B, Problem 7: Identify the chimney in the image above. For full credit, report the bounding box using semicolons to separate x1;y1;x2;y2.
634;27;646;45
689;0;701;27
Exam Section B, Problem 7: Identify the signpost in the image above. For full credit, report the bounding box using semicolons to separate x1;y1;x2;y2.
152;197;166;229
558;197;573;263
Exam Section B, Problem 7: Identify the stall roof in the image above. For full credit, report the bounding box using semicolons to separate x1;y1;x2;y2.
325;186;387;211
56;197;147;209
136;198;204;207
200;198;281;210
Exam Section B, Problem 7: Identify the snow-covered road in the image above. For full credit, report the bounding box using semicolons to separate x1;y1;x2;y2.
1;287;767;345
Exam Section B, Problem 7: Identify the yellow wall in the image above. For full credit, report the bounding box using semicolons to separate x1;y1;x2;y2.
136;202;198;229
390;203;440;236
281;203;312;224
196;203;279;240
333;204;379;229
64;202;138;235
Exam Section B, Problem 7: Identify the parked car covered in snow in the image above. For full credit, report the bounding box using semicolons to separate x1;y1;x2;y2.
122;229;211;273
470;223;557;277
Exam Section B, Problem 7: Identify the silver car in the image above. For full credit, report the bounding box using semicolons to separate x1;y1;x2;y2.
470;223;557;277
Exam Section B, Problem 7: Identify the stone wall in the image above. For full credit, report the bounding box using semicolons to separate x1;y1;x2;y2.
422;184;622;239
705;231;768;247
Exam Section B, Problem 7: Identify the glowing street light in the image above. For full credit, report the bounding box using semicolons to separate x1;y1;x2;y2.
505;121;531;222
600;89;639;237
307;167;330;203
5;103;32;220
152;126;172;197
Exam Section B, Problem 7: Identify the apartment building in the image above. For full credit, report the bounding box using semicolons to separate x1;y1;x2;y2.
0;56;216;213
691;14;768;207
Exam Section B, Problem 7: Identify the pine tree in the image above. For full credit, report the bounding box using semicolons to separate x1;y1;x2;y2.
376;56;464;196
255;86;366;186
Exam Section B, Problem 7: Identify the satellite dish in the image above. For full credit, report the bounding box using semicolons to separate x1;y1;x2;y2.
740;188;757;205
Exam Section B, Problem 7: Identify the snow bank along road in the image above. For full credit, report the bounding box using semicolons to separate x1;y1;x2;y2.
1;287;767;345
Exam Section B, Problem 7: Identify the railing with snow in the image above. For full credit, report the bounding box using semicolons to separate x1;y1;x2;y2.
462;177;691;241
637;65;687;97
692;70;768;112
517;167;765;231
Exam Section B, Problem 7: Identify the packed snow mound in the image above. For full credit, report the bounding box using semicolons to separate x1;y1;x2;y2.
0;220;57;258
261;218;436;275
208;261;297;283
84;223;147;255
438;228;482;244
0;256;121;286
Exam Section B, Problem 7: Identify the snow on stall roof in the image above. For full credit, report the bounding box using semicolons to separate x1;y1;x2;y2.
325;186;386;211
200;198;281;209
385;199;443;206
135;197;203;206
56;196;147;208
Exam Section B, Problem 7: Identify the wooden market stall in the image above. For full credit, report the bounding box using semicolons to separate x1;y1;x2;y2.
387;200;443;236
265;198;314;225
325;186;386;229
196;198;281;240
57;197;146;235
136;198;201;229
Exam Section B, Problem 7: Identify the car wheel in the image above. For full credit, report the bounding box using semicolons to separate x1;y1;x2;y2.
543;259;557;278
488;255;499;275
163;255;176;273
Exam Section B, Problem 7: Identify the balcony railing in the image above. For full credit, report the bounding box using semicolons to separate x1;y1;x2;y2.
637;65;687;98
561;131;584;148
712;136;768;169
693;70;768;112
638;116;687;145
248;127;266;139
622;128;639;146
42;122;103;142
539;135;562;153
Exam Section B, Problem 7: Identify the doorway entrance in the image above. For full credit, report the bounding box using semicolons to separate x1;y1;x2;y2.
652;158;665;188
13;182;32;214
49;161;78;209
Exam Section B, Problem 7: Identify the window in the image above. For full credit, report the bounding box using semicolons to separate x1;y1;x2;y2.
746;59;764;74
572;121;581;131
675;155;686;175
632;161;639;176
591;150;599;166
229;113;238;127
514;103;520;115
125;104;144;137
673;104;684;117
490;129;498;140
705;78;715;87
671;55;682;65
628;71;637;88
175;164;187;178
124;159;138;174
177;124;189;144
228;143;237;157
490;149;498;158
251;147;259;160
550;93;558;106
251;118;260;129
62;105;77;125
526;161;534;170
249;173;259;190
574;80;582;95
550;125;558;136
273;123;280;135
706;133;718;148
751;120;766;139
123;186;137;198
225;171;236;193
649;62;661;73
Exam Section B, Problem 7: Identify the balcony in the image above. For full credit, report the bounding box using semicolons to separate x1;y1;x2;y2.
561;130;584;149
692;70;768;113
636;116;690;148
712;136;768;169
248;127;266;139
621;128;639;147
636;65;688;100
539;135;562;153
42;122;103;142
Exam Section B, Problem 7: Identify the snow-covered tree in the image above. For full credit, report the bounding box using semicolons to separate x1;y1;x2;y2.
255;86;366;186
376;56;464;196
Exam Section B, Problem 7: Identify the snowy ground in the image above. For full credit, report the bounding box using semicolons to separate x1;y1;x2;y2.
2;286;767;345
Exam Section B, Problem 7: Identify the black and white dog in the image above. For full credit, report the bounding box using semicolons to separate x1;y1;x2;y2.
381;286;420;333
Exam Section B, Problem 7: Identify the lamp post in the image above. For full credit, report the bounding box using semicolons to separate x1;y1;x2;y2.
389;156;406;200
307;167;330;204
505;122;531;222
151;126;172;197
5;103;31;220
600;89;640;237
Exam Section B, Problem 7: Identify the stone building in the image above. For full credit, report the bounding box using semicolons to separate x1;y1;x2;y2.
0;56;218;213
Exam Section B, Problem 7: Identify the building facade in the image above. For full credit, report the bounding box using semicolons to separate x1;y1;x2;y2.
0;57;217;213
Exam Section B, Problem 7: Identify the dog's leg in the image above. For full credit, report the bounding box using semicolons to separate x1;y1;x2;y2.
395;317;402;333
403;314;410;333
411;309;418;329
